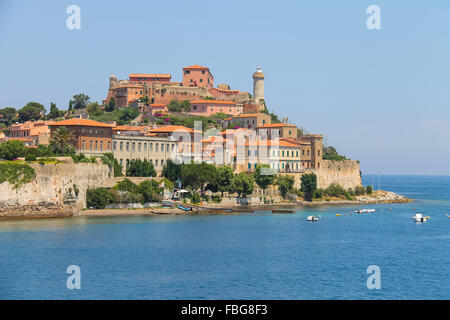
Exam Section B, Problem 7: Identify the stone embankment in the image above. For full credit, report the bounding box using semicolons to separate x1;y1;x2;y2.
355;190;410;203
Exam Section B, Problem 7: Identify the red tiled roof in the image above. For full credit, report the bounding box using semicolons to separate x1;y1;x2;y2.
257;123;297;128
129;73;171;78
191;100;235;105
48;119;114;128
183;65;209;70
232;113;265;118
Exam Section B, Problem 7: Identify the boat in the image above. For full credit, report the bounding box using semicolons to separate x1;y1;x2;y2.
161;201;174;208
177;204;192;211
272;209;294;214
413;213;427;223
307;215;319;222
336;214;342;217
354;209;376;214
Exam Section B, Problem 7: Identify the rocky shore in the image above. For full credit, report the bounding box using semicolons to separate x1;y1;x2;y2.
0;190;410;220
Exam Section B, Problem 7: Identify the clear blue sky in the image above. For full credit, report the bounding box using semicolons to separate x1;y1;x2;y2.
1;0;449;175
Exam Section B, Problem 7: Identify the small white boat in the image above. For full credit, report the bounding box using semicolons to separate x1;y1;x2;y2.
413;213;427;223
307;215;319;222
354;209;376;214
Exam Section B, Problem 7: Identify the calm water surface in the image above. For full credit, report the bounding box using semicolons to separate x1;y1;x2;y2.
0;175;449;299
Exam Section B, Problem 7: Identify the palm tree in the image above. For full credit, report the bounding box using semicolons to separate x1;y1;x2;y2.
51;126;75;156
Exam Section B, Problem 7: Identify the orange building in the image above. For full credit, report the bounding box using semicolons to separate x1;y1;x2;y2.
48;119;114;156
9;121;50;146
129;73;171;85
182;65;214;89
189;100;242;117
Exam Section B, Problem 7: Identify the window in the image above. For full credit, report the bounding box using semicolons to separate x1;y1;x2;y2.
155;160;159;167
81;128;85;134
156;143;159;152
89;141;93;150
161;143;164;152
113;141;116;150
161;160;164;166
202;70;205;74
296;151;299;157
144;143;147;152
289;130;292;135
282;151;285;157
120;142;123;151
166;144;169;152
248;163;251;170
200;79;203;82
126;142;129;151
120;159;123;166
100;141;103;150
95;141;98;150
132;142;135;151
82;140;85;150
172;144;175;151
138;142;141;152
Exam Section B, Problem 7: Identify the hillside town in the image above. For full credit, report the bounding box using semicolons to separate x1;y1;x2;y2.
0;65;324;175
0;64;392;217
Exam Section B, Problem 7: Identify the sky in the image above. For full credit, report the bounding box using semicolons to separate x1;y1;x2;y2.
1;0;449;175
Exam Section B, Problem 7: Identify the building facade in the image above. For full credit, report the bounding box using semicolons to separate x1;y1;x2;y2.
182;65;214;89
48;119;114;156
189;100;243;117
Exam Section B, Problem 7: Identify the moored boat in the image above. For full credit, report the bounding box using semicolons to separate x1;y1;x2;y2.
177;204;192;211
307;215;319;222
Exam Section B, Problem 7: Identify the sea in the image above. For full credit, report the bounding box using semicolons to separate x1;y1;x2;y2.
0;175;449;299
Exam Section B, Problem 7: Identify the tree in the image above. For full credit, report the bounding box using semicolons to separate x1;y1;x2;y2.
322;146;348;161
232;173;254;197
126;159;156;177
216;166;234;195
0;140;27;160
276;175;295;198
70;93;90;110
253;164;276;194
18;102;46;122
86;102;103;116
0;107;18;125
101;152;123;177
47;102;63;120
136;180;162;203
112;178;137;193
366;185;373;194
162;159;182;182
106;97;116;112
86;188;114;209
50;126;75;156
181;162;217;192
300;173;317;201
167;99;190;112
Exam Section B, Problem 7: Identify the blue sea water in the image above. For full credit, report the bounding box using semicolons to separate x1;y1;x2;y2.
0;175;449;300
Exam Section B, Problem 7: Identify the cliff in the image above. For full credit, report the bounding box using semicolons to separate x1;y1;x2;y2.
0;158;111;218
313;159;362;189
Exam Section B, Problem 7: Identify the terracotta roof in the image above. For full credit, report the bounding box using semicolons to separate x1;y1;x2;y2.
150;104;167;107
232;113;265;118
147;125;198;134
112;125;145;132
257;123;297;128
183;65;209;70
191;100;235;105
129;74;171;78
48;119;114;128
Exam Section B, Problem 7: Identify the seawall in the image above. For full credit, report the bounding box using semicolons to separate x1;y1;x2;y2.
0;158;111;218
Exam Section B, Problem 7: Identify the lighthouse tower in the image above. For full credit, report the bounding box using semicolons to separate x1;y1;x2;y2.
252;66;265;102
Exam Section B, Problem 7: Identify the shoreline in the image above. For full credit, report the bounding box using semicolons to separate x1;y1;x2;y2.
0;191;412;220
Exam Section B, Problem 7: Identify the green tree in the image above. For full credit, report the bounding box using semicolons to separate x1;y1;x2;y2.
322;146;348;161
126;159;156;177
50;126;75;156
167;99;191;112
181;162;217;192
112;178;137;193
0;107;18;126
86;102;103;116
101;152;123;177
253;164;276;194
216;165;235;195
70;93;90;110
86;187;114;209
18;102;46;122
106;97;116;112
366;185;373;194
276;175;295;199
0;140;28;160
232;173;254;197
47;102;63;120
162;159;182;182
300;173;317;201
136;180;162;203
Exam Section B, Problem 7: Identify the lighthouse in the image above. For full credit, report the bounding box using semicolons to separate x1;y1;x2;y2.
252;66;265;102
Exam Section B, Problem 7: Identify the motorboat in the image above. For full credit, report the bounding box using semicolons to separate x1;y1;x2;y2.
413;213;427;223
307;215;319;222
177;204;192;211
354;209;376;214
